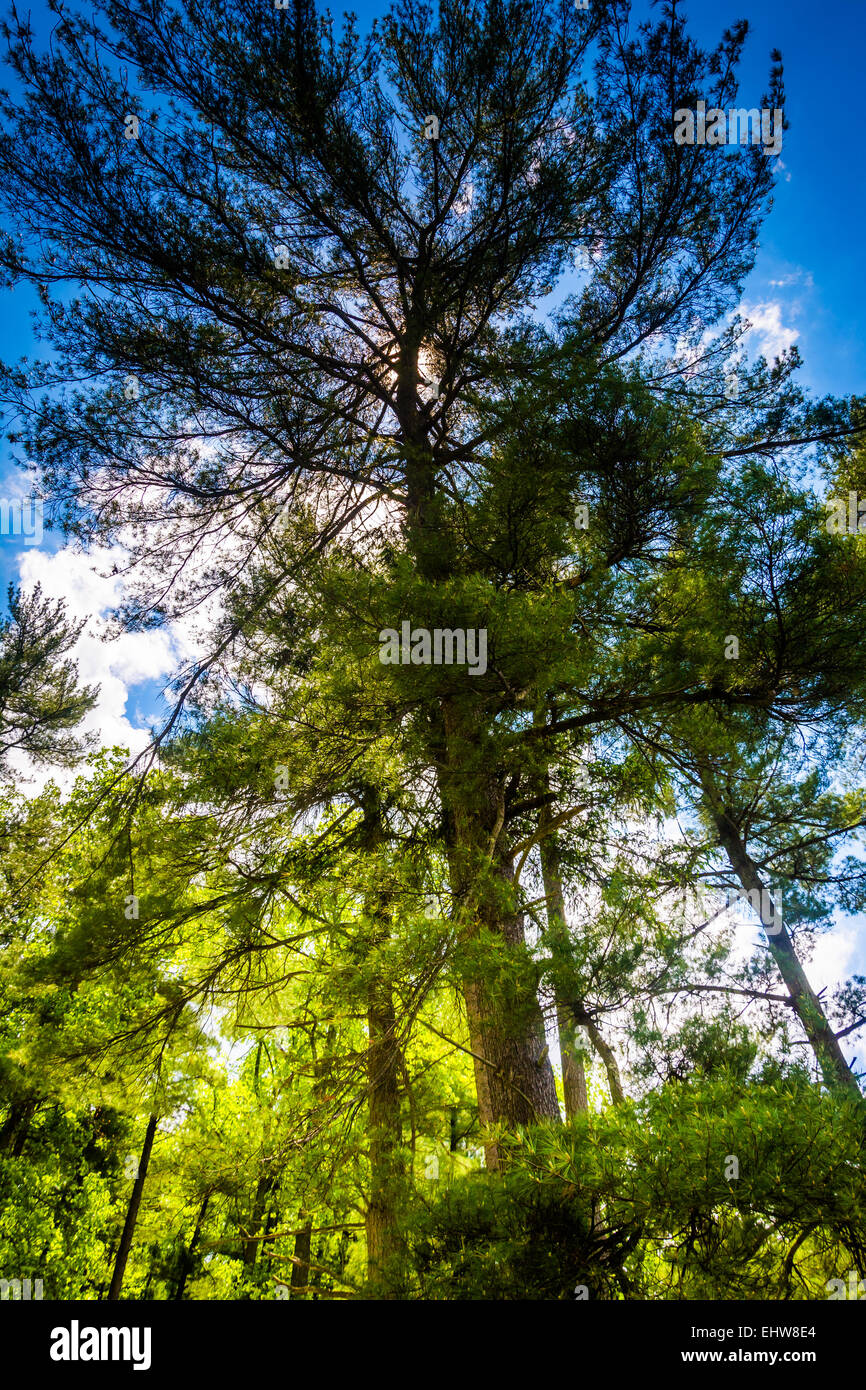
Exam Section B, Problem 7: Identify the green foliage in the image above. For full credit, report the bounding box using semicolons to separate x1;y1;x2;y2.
405;1073;866;1300
0;0;863;1305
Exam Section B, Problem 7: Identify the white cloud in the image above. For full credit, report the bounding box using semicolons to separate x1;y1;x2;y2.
0;463;41;502
669;293;802;379
6;542;211;788
809;918;858;996
739;300;799;362
768;267;813;291
453;179;474;214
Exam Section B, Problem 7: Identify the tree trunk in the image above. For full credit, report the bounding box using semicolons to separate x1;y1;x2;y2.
399;374;558;1154
290;1214;312;1297
712;806;861;1097
538;830;589;1118
537;819;625;1107
366;970;404;1291
243;1171;277;1268
579;1010;625;1105
262;1198;279;1273
174;1193;210;1301
356;794;407;1289
0;1097;37;1155
438;710;560;1167
459;860;561;1167
107;1112;158;1301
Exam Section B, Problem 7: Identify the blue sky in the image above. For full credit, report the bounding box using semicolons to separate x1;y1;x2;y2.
682;0;866;401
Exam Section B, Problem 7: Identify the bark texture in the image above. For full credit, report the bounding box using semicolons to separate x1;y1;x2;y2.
538;830;589;1118
366;969;404;1289
712;804;861;1098
290;1214;312;1296
107;1111;158;1301
0;1098;37;1156
174;1193;210;1301
243;1171;278;1268
400;361;560;1153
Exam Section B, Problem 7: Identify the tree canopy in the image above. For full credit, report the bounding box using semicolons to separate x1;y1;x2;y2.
0;0;864;1306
